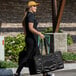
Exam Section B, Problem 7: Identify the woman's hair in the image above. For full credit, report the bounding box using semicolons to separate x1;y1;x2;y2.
22;8;29;25
24;7;29;12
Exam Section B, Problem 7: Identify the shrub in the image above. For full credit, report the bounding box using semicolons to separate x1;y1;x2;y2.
5;33;25;63
43;27;62;33
0;61;18;68
67;34;73;45
62;52;76;61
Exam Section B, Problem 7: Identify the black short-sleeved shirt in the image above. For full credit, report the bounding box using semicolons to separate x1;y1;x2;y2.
25;12;38;40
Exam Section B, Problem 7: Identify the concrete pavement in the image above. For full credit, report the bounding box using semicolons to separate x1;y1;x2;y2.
53;70;76;76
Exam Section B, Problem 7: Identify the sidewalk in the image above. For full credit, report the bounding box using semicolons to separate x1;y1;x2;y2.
0;63;76;76
53;63;76;73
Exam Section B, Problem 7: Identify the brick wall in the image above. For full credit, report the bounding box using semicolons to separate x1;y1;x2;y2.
0;0;76;36
0;0;52;23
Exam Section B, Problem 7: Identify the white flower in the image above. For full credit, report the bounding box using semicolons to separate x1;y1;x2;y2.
20;46;22;47
10;41;15;44
6;59;10;62
8;50;11;53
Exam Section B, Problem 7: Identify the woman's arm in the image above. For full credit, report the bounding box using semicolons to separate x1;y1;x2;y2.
29;22;45;39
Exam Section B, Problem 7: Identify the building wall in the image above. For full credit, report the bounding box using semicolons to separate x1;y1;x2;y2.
0;0;76;36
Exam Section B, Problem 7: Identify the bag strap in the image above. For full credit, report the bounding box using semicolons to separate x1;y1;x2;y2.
44;38;51;54
39;38;49;55
44;38;48;54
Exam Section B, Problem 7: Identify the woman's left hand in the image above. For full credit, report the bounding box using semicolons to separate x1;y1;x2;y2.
39;32;45;39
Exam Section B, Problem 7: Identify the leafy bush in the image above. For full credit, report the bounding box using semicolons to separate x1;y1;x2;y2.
43;27;62;33
62;52;76;61
67;34;73;45
5;33;25;63
0;61;18;68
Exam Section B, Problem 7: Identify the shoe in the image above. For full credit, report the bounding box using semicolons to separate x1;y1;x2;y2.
51;73;55;76
43;73;51;76
46;74;52;76
46;73;55;76
14;73;20;76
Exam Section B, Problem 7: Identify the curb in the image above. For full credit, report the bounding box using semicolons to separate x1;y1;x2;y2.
0;68;29;76
0;63;76;75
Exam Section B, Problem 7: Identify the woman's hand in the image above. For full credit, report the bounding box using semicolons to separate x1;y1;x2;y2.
39;32;45;39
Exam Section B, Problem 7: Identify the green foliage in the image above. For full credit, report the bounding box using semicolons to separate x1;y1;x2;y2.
43;27;62;33
5;33;25;63
62;52;76;61
67;34;73;45
0;61;18;68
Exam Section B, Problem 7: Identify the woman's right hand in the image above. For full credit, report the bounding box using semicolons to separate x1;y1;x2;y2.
39;32;45;39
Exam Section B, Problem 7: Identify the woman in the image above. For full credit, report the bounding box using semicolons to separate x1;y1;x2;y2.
15;1;52;76
15;1;44;76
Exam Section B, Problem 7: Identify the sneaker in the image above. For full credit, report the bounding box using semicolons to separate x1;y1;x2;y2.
46;74;52;76
46;73;55;76
14;73;20;76
43;73;51;76
52;73;55;76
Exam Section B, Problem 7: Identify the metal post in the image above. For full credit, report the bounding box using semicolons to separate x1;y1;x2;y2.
55;0;66;32
51;0;58;53
51;0;58;33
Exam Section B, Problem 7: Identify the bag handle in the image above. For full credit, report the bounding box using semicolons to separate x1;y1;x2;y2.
39;38;49;55
44;38;51;54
